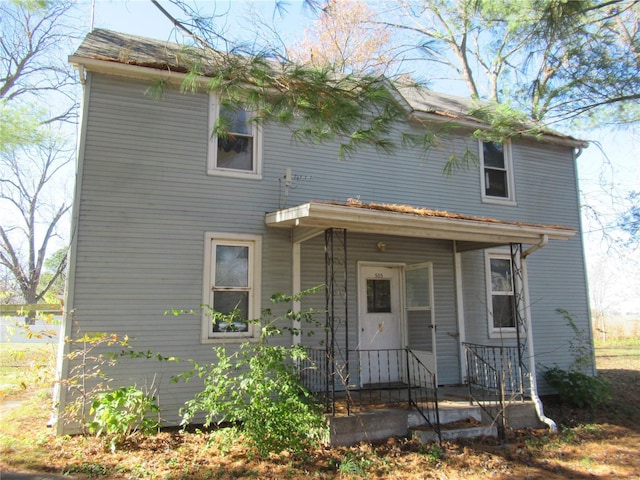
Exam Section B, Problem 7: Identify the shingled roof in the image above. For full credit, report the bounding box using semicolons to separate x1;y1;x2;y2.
71;29;586;147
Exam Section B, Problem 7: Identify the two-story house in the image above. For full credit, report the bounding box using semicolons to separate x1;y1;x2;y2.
55;29;593;441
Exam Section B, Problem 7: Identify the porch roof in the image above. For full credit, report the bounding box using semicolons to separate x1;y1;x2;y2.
265;200;576;248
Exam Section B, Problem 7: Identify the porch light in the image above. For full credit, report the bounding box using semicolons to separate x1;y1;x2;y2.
377;241;387;252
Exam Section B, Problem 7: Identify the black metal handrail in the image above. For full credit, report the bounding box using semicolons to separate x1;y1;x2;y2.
464;343;526;398
464;343;527;441
405;348;441;444
299;347;441;443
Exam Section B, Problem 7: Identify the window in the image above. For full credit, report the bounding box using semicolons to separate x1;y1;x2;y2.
207;94;262;178
485;251;517;337
202;233;262;341
479;140;515;204
367;279;392;313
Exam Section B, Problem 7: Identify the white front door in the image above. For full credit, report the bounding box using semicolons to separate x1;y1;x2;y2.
358;264;403;386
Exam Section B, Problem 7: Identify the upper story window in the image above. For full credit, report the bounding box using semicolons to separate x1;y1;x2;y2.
485;251;517;338
479;140;515;205
207;94;262;179
202;232;262;342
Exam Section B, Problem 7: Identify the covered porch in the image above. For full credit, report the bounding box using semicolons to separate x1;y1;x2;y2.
265;200;575;443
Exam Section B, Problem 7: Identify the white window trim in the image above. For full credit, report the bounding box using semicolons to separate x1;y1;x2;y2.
201;232;262;343
207;93;263;179
479;139;516;206
485;250;518;339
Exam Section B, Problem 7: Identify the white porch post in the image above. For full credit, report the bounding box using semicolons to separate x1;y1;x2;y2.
453;243;467;383
293;241;301;345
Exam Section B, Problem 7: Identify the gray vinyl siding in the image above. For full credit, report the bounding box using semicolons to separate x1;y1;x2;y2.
457;141;591;392
68;74;293;424
459;249;489;344
63;72;590;427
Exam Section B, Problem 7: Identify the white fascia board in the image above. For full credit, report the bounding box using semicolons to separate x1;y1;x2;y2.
68;55;207;88
410;111;588;149
265;202;576;245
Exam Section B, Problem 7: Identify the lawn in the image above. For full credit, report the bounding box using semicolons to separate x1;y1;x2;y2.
1;340;639;479
0;343;57;398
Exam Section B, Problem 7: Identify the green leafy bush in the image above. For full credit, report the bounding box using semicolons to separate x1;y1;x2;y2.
88;385;160;451
180;342;325;457
177;288;327;457
543;366;610;409
542;309;610;409
338;451;373;475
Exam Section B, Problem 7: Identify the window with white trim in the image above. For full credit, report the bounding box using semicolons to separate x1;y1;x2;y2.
202;233;261;341
207;94;262;178
485;251;517;337
480;140;515;204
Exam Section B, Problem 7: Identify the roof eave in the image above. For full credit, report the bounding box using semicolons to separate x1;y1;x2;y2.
410;110;588;149
68;55;205;87
265;202;576;245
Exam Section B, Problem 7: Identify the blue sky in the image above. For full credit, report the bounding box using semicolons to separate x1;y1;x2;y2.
75;0;639;312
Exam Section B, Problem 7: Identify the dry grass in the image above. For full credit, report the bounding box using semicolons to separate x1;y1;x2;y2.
1;342;639;479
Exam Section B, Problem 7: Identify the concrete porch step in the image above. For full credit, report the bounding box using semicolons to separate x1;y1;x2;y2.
325;397;544;446
409;403;497;443
327;408;409;447
407;402;483;427
411;418;498;443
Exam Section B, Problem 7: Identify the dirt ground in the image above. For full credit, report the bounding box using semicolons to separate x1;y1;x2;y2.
1;344;639;479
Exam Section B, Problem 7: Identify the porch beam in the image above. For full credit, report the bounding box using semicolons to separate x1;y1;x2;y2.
454;241;508;252
292;227;325;245
266;202;575;246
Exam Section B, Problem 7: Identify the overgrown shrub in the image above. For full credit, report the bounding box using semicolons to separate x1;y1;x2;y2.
177;288;327;457
60;329;170;438
543;366;610;409
88;385;160;452
542;309;611;409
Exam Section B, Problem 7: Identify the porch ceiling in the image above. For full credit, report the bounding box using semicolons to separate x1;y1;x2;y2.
264;201;576;247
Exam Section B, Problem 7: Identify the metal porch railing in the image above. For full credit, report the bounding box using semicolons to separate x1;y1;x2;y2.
299;347;441;443
463;342;528;440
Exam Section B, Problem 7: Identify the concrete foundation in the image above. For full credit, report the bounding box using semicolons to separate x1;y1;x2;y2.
326;398;545;446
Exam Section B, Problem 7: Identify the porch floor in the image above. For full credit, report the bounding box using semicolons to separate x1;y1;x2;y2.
322;384;519;415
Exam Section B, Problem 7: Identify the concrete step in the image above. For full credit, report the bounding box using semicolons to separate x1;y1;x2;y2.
411;418;498;443
327;408;409;446
326;401;543;446
408;402;483;427
480;401;546;430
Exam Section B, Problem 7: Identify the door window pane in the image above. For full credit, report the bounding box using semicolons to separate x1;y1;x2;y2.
406;268;430;308
407;311;433;351
367;279;391;313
